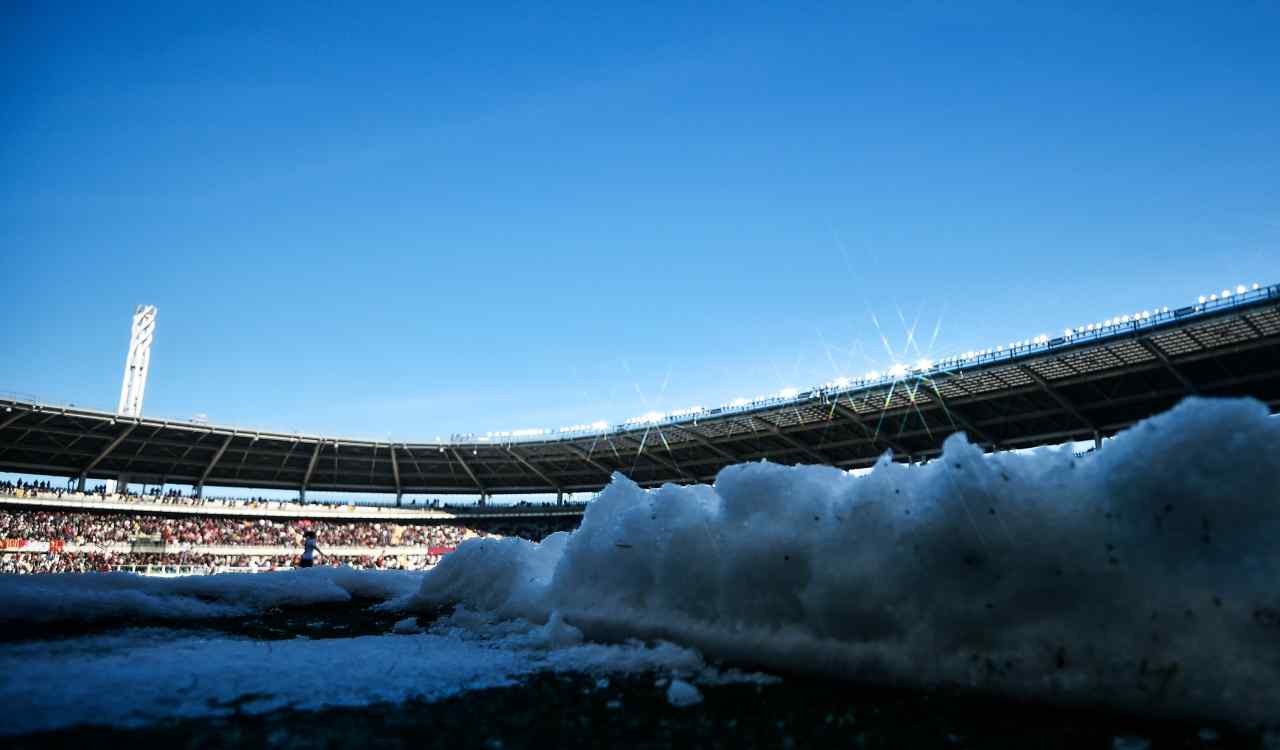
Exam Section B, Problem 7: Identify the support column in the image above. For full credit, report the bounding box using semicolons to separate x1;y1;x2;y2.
300;440;323;504
390;445;402;507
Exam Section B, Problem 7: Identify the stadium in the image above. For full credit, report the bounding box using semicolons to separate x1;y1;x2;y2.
4;282;1277;574
5;282;1277;498
7;4;1280;747
3;280;1279;747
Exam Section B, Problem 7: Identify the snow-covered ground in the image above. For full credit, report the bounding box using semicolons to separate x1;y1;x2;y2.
0;609;766;736
2;396;1277;735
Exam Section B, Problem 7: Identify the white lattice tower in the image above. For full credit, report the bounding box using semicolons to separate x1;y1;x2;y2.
117;305;157;417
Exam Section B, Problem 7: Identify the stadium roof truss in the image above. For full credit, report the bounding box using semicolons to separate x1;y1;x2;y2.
1;288;1278;497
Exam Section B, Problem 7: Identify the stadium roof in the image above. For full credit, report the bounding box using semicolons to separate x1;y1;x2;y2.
2;285;1277;498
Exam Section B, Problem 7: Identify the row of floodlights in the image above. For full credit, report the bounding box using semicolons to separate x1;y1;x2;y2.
1198;283;1260;306
1064;308;1166;338
473;280;1267;439
480;420;612;439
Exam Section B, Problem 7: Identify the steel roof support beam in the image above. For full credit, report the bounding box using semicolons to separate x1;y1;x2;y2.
922;382;998;448
616;432;698;481
563;444;618;479
400;445;427;481
0;412;61;460
1136;338;1197;393
1019;366;1097;431
300;441;323;502
505;446;563;493
750;414;829;464
271;439;300;482
390;446;402;506
0;410;27;432
450;448;486;498
77;422;137;489
46;420;115;464
123;425;167;468
668;425;740;463
195;432;235;498
829;400;909;457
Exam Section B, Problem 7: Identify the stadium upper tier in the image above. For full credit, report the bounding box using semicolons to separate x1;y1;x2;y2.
2;284;1278;498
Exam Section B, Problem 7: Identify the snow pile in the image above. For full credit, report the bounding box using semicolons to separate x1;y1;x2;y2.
399;397;1280;724
0;566;423;625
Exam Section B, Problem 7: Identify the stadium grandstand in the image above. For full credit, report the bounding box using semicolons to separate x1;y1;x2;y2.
2;282;1277;499
0;480;576;575
2;281;1277;576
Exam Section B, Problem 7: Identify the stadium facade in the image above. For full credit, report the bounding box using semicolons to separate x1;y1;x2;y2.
1;284;1277;502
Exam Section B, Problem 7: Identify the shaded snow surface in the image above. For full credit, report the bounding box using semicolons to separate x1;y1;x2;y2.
0;566;423;624
399;397;1280;725
0;610;734;736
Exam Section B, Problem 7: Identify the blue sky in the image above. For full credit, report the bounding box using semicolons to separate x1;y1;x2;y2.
3;1;1278;443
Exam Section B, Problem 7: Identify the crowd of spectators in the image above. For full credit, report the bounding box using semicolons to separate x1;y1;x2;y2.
0;551;432;574
0;509;477;548
0;489;579;575
2;480;588;515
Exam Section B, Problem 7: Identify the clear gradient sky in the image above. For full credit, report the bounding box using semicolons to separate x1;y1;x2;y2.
3;1;1278;444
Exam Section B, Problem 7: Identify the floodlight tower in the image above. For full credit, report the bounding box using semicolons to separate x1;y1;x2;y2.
117;305;157;418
